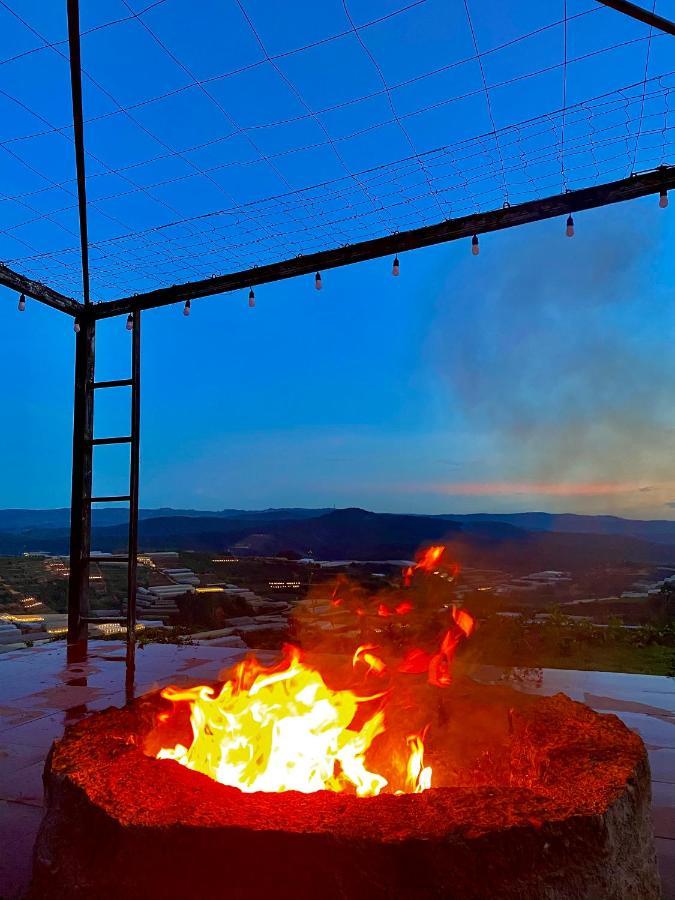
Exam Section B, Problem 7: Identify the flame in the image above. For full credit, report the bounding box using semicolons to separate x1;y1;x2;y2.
352;644;386;675
453;607;475;638
417;545;445;571
157;645;427;797
405;733;432;793
378;600;413;617
403;545;446;586
157;544;476;798
395;600;413;616
398;605;475;687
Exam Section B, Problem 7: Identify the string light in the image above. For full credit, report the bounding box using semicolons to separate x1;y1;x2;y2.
248;288;255;308
471;234;479;256
17;293;25;312
660;189;669;209
183;299;191;316
315;271;322;290
566;214;575;237
392;256;400;276
126;313;133;331
73;319;80;333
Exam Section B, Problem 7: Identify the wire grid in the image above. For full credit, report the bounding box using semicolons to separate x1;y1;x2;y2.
0;0;672;302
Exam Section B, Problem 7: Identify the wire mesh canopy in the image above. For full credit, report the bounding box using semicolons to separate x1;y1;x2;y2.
0;0;673;304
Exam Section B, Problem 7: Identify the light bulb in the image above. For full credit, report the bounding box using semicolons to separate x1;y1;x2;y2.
248;288;255;308
17;293;25;312
660;189;668;209
183;299;191;316
471;234;479;256
392;256;400;276
126;313;133;331
315;272;322;291
566;214;574;237
73;319;80;334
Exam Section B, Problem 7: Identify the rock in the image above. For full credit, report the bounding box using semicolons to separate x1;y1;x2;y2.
31;683;660;900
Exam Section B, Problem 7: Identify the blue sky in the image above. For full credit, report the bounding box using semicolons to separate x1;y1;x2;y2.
1;0;674;516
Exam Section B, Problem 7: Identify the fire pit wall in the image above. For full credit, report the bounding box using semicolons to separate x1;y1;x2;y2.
31;683;661;900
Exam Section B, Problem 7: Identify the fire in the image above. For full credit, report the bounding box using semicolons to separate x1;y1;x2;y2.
352;643;386;675
399;606;476;687
156;544;475;798
404;733;432;793
403;544;447;586
157;645;428;796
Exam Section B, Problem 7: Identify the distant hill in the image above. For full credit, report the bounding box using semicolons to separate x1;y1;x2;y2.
3;506;675;572
0;507;331;532
438;512;675;545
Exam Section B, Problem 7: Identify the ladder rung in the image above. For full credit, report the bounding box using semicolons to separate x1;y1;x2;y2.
85;554;129;563
92;379;133;389
89;436;132;446
89;495;131;503
82;616;128;625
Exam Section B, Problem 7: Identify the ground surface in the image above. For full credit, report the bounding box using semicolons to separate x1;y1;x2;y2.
2;644;675;897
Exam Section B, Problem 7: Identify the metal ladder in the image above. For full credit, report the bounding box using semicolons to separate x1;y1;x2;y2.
67;310;141;662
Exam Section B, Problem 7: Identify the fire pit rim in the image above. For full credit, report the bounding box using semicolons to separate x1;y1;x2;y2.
46;683;647;843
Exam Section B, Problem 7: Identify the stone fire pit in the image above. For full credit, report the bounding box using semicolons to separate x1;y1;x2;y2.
31;681;660;899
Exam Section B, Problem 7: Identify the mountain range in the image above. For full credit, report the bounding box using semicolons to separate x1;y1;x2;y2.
3;507;675;572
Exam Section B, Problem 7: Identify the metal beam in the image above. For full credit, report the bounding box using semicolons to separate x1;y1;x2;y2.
92;166;675;320
595;0;675;36
66;0;91;305
0;263;80;316
125;308;141;698
67;315;95;661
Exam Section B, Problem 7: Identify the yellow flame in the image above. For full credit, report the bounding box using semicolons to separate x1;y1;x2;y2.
157;646;430;797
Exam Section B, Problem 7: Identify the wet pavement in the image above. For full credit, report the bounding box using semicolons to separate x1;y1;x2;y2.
2;645;675;898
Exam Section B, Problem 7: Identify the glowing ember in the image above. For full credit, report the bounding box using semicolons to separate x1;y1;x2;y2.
157;645;428;796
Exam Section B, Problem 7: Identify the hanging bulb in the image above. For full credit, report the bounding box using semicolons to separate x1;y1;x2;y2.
566;214;575;237
126;313;133;331
17;293;26;312
660;189;669;209
183;299;191;317
392;255;400;276
248;288;255;308
471;234;479;256
73;319;80;334
315;271;322;291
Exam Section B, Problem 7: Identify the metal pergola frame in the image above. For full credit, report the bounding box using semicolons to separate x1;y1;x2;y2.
2;0;673;667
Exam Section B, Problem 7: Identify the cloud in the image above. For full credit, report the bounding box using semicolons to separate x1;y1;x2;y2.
427;212;675;512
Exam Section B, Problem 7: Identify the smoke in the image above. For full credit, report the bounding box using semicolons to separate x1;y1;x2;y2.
428;213;675;510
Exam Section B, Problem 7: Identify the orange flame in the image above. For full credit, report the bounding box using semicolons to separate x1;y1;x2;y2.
352;644;386;675
398;605;475;687
157;645;427;796
403;544;447;586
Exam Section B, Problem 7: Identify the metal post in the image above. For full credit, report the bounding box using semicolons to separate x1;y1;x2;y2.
67;315;95;662
126;310;141;698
